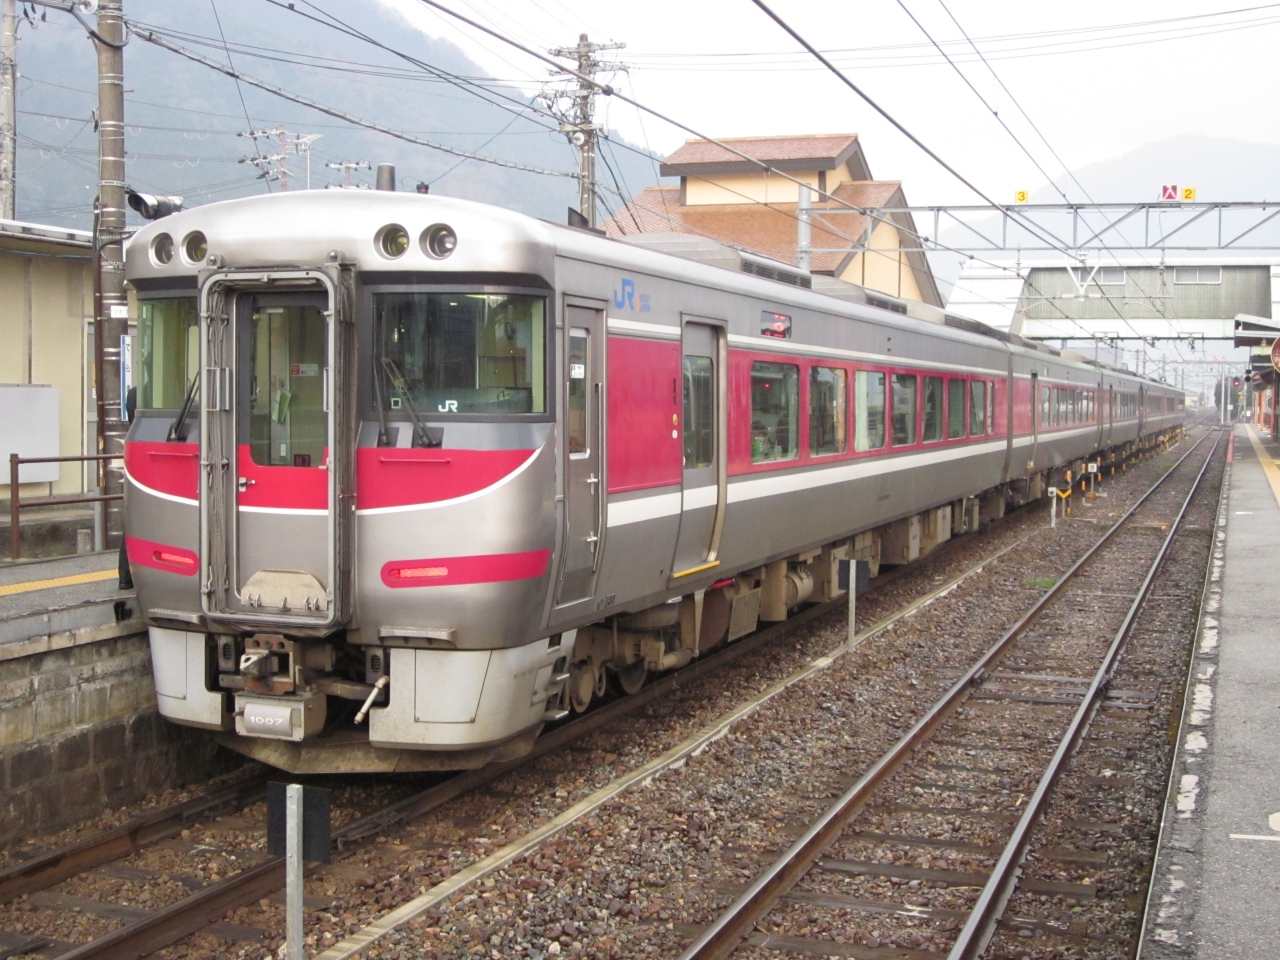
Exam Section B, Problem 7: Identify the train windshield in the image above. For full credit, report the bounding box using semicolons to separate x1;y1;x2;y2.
137;297;199;410
374;293;546;415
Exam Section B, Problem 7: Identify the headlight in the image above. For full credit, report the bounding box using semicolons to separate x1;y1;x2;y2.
152;233;174;265
183;231;208;264
378;224;409;259
422;223;456;259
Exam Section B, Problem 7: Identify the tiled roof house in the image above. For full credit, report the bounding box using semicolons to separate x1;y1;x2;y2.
602;133;941;307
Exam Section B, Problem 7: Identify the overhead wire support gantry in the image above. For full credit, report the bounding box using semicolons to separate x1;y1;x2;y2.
799;200;1280;256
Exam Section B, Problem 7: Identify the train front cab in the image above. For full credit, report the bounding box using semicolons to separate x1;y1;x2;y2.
132;260;573;772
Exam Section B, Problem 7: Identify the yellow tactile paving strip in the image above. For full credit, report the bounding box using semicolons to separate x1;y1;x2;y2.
0;567;116;598
1243;424;1280;511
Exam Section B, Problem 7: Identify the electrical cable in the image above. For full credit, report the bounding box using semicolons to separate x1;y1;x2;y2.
207;0;270;192
130;28;580;181
597;140;641;234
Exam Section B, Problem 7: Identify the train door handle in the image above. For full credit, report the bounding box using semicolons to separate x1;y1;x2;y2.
585;474;599;487
237;477;256;492
585;535;599;544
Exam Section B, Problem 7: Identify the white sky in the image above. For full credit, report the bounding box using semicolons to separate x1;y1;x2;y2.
378;0;1280;205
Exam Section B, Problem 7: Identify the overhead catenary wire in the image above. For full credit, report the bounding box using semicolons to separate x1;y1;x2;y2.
131;28;580;182
208;0;270;192
622;4;1280;68
927;0;1172;351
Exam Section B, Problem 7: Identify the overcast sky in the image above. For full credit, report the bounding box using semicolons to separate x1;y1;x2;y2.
378;0;1280;207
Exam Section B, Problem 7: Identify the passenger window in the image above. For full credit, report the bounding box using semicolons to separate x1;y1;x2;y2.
1041;386;1051;428
892;373;918;446
750;361;799;463
809;366;847;456
969;380;986;435
855;370;885;451
682;356;714;469
567;330;588;455
946;379;966;439
922;376;943;442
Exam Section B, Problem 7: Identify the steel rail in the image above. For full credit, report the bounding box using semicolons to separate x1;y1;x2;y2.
0;773;268;904
42;492;1041;960
1133;429;1231;959
678;428;1213;960
948;429;1225;959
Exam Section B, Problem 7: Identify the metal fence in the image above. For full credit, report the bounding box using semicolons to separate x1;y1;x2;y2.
7;452;121;561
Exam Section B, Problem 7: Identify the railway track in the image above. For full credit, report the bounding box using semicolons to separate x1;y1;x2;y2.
678;428;1225;960
0;500;1054;960
0;431;1200;960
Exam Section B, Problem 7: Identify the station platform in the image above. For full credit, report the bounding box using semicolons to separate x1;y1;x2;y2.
0;551;136;649
1141;423;1280;958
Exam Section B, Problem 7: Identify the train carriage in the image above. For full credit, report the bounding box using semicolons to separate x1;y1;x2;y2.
121;181;1184;773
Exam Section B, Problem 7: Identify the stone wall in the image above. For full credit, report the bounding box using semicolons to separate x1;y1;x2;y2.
0;618;239;845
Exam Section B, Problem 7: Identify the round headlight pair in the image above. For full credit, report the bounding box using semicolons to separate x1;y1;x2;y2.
151;231;207;266
376;223;457;260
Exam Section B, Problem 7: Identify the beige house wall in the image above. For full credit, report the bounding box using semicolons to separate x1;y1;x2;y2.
684;170;823;206
0;249;94;498
840;220;923;303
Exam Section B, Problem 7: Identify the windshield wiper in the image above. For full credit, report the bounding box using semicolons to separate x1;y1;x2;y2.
379;358;440;448
167;373;200;441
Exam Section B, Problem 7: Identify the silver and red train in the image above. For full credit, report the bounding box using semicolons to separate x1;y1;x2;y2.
121;176;1185;773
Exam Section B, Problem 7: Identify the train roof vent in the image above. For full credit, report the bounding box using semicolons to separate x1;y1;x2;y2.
739;257;812;289
865;294;907;315
943;313;1014;342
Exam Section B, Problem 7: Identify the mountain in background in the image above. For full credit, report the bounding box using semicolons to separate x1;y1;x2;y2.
11;0;660;230
1033;134;1280;204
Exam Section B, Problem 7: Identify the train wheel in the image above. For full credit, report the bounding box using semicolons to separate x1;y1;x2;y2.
567;662;597;714
613;659;648;696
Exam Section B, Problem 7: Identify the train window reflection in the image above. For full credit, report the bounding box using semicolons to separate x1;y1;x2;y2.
750;361;798;463
375;293;545;414
855;370;885;451
248;303;327;468
682;355;714;468
892;374;917;446
969;380;986;435
809;367;846;456
138;297;199;409
922;376;943;442
947;379;966;439
567;330;588;455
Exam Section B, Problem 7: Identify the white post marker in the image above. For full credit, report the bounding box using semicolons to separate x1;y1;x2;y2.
847;569;856;652
1049;487;1059;528
286;784;304;960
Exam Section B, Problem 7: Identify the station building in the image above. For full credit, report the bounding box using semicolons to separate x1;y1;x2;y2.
0;219;98;555
602;133;943;307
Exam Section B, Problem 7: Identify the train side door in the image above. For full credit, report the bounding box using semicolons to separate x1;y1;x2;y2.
1106;385;1114;445
1137;384;1145;434
670;319;726;580
1028;371;1040;469
556;305;605;604
201;273;352;628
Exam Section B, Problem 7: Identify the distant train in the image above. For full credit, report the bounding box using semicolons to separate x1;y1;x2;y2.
121;177;1185;773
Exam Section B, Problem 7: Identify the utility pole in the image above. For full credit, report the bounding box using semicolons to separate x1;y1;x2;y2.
239;127;322;190
547;34;623;230
0;0;16;220
325;159;369;189
96;0;127;546
796;184;812;273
